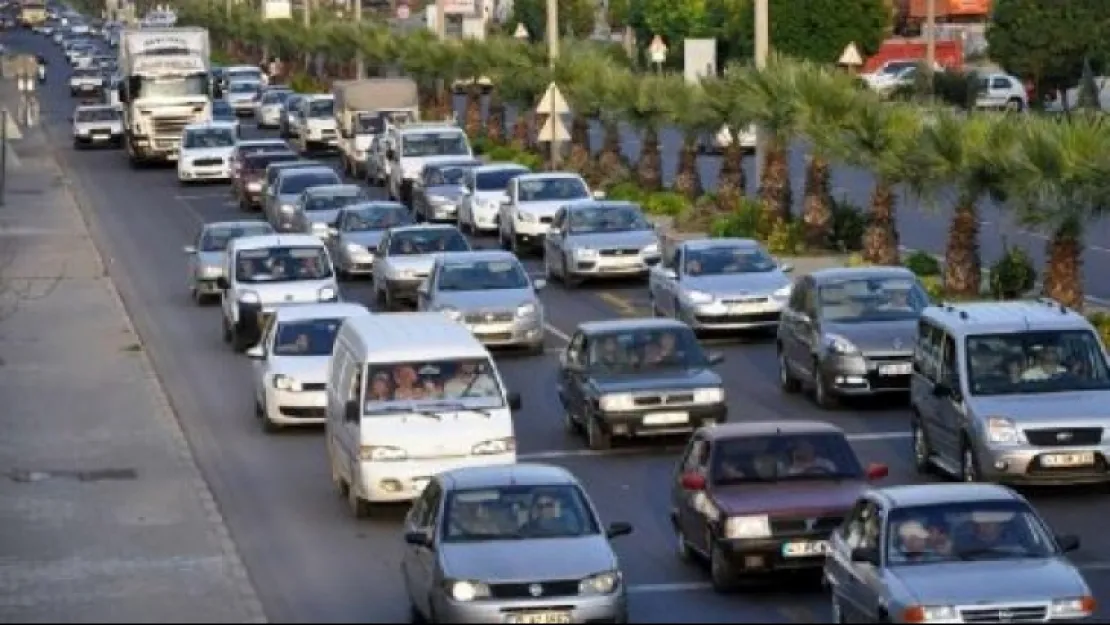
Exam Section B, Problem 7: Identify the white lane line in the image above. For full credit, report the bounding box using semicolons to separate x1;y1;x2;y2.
544;323;571;343
175;194;228;201
627;582;710;595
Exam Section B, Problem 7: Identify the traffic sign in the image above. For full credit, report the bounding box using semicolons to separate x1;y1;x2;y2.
648;35;667;64
537;115;570;143
396;3;410;19
535;82;570;116
513;22;529;40
837;42;863;67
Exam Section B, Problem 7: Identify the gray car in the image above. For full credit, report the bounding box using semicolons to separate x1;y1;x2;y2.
648;238;794;332
289;184;369;239
776;267;928;408
225;79;260;115
401;463;633;624
327;202;413;278
264;166;342;233
70;104;122;148
543;201;662;288
372;224;471;310
255;88;292;128
417;250;546;353
183;220;274;304
412;159;482;223
824;483;1092;624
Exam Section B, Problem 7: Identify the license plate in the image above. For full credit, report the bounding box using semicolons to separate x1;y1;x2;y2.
730;303;769;314
878;363;912;376
508;612;572;625
472;324;512;335
643;411;688;426
411;478;430;492
782;540;829;558
1042;452;1095;467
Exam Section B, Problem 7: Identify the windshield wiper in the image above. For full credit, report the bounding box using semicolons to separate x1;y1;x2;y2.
422;400;494;418
367;404;443;420
954;546;1028;561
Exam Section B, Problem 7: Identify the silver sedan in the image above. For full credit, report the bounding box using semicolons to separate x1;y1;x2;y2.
648;238;793;332
183;220;274;305
326;202;412;279
417;250;546;354
543;201;662;288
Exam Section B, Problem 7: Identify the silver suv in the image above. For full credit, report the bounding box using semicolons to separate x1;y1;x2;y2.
910;299;1110;485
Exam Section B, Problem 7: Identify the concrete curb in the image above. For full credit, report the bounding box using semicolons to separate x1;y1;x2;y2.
44;127;269;624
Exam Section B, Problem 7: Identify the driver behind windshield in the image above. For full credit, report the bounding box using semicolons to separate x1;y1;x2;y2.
521;492;581;536
641;332;684;366
591;335;635;369
784;440;838;475
1021;345;1067;381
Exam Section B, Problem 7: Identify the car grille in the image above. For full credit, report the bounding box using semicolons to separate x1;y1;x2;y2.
770;515;844;536
539;216;553;224
633;392;696;407
694;312;780;325
488;580;580;599
599;248;640;257
301;382;326;392
958;605;1047;623
721;296;770;305
193;158;223;167
152;116;192;138
278;407;325;419
464;310;515;324
1024;427;1102;446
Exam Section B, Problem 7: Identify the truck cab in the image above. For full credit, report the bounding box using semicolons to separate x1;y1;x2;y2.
294;94;338;155
333;78;420;179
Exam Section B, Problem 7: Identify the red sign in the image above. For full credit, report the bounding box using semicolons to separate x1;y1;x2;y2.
861;38;964;73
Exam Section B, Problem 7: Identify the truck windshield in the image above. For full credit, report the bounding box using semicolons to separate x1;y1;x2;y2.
307;100;334;118
134;74;208;99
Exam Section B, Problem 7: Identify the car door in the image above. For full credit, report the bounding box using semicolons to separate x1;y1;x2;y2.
779;277;810;374
407;481;443;617
828;498;882;621
186;231;203;284
401;482;432;603
557;332;588;416
912;320;945;458
221;248;239;323
372;232;391;287
417;260;438;312
934;332;965;465
673;436;711;553
499;179;517;237
661;247;684;317
252;318;277;404
459;170;475;225
794;279;821;378
544;209;567;268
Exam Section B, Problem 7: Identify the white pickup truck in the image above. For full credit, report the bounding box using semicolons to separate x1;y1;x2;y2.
334;78;419;178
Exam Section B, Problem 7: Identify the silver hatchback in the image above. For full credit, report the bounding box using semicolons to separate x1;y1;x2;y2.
402;464;633;624
543;201;661;288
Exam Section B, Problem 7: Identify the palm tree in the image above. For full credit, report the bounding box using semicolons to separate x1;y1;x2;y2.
663;79;715;200
395;32;455;119
556;48;613;181
701;68;754;211
455;38;494;138
619;73;672;192
832;98;923;265
481;38;534;144
494;49;551;151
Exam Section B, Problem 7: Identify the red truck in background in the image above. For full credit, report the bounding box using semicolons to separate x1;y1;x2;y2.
896;0;991;35
861;38;964;73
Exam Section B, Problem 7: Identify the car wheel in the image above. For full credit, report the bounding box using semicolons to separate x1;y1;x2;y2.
563;408;579;433
510;232;525;257
778;347;801;393
586;416;611;450
1006;97;1024;112
348;476;372;518
812;359;837;409
911;416;933;475
709;540;738;592
500;227;511;251
960;440;980;483
544;253;557;282
561;255;582;289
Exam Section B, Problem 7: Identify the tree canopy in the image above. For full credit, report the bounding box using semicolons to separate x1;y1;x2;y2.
507;0;596;42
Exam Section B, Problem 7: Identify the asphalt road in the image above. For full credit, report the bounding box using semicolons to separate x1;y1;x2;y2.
17;31;1110;622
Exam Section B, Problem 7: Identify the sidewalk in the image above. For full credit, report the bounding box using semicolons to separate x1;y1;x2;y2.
0;115;265;619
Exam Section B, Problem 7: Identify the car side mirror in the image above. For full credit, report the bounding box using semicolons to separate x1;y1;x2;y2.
461;188;471;196
507;391;522;411
866;463;889;481
344;399;360;423
245;345;264;359
1057;534;1080;553
183;245;196;254
850;547;880;565
780;263;794;273
932;383;952;398
606;522;633;539
404;530;432;548
215;277;229;290
679;472;705;490
706;352;725;366
532;278;546;291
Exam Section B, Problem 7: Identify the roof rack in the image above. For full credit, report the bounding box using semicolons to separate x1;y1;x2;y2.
1036;297;1070;314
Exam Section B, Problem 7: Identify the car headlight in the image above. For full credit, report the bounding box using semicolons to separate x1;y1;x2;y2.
579;571;620;596
824;333;858;355
901;605;959;623
685;289;715;305
642;243;660;256
359;445;408;461
471;437;516;455
986;416;1023;445
575;248;598;259
239;290;260;304
772;284;792;300
280;204;295;213
438;306;462;321
1049;597;1096;619
599;393;635;412
693;387;724;404
517;211;537;223
272;374;301;391
516;302;537;317
724;515;771;539
445;580;491;602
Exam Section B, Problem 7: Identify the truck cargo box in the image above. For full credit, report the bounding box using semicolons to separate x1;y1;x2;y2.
862;38;964;73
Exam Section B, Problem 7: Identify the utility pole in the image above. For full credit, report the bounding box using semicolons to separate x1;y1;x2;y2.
924;0;937;73
546;0;559;65
354;0;363;78
302;0;311;27
753;0;768;187
435;0;446;40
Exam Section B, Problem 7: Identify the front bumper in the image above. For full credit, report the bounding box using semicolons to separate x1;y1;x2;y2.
431;590;627;625
70;82;101;93
716;534;830;575
192;277;223;295
818;353;913;397
978;443;1110;486
385;277;425;303
180;162;231;181
596;403;727;438
461;315;544;348
354;452;516;503
229;99;255;114
685;299;786;331
302;129;338;147
567;255;661;279
427;201;459;221
471;208;499;232
263;386;326;425
338;249;375;275
74;131;121;144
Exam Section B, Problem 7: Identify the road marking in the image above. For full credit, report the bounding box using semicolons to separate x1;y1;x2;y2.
627;581;710;595
175;194;229;201
597;292;646;317
544;323;571;343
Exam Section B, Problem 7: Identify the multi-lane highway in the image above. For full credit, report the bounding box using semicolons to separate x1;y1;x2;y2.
17;30;1110;622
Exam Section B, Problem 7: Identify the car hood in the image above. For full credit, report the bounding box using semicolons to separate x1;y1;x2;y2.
710;480;865;516
75;120;122;130
196;251;226;272
518;199;582;217
569;230;659;250
473;190;509;205
242;279;335;306
182;146;234;161
970;391;1110;424
339;231;384;249
823;319;918;354
888;558;1086;606
385;255;437;275
684;272;790;297
440;536;616;583
269;355;330;383
303;209;343;226
590;367;720;393
426;185;466;202
434;289;535;312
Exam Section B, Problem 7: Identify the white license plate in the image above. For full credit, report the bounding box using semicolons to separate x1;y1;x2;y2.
782;540;829;558
878;363;912;376
472;324;512;335
508;612;572;625
1042;452;1095;467
643;411;688;426
730;304;770;314
411;478;430;492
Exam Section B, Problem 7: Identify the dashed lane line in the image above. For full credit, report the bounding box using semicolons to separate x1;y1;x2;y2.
544;323;571;343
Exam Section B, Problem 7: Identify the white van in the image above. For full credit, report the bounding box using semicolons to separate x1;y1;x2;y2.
326;312;521;517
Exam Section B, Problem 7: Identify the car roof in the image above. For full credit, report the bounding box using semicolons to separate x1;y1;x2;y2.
398;124;459;135
516;172;585;182
237;138;288;148
304;184;363;195
578;318;689;334
472;162;530;174
682;237;763;252
344;201;406;211
440;463;578;491
873;484;1019;509
339;312;490;360
921;300;1093;336
699;420;846;441
230;234;323;251
202;220;273;232
273;302;370;323
808;266;916;283
389;224;462;235
436;250;520;265
267;160;322;172
564;200;641;211
276;166;336;180
74;104;117;112
424;159;481;170
184;120;238;132
225;65;261;72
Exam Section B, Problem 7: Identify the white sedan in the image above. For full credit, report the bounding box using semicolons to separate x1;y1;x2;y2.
177;121;239;184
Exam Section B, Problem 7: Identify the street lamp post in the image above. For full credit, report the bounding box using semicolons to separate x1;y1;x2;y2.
354;0;363;78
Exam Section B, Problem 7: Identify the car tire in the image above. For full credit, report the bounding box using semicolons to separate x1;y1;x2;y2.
778;347;801;393
563;408;580;433
561;255;582;289
348;477;372;519
1006;97;1024;112
511;232;527;257
544;253;557;282
586;416;611;451
911;416;933;475
812;358;837;409
384;288;397;312
960;439;980;483
709;540;738;593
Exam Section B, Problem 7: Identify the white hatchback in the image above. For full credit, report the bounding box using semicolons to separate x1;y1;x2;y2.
177;121;240;184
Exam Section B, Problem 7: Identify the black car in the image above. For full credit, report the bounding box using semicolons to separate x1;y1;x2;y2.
557;318;727;450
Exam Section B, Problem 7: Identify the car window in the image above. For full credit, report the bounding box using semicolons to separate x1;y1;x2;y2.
278;171;342;195
475;168;527;191
387;229;470;255
228;81;259;93
965;330;1110;396
234;246;332;283
684;245;776;276
183;128;236;149
709;432;863;485
517;177;589;202
307;99;334;118
816;276;928;323
243;152;297;172
991;77;1012;90
885;500;1055;566
681;438;710;472
437;259;529;292
566;332;586;366
75;107;119;122
200;224;273;251
913;319;944;381
362;357;503;408
401;130;469;157
341;205;411;231
271;318;343;356
586;327;707;372
440;484;600;542
843;500;880;550
567;205;650;235
304;190;368;211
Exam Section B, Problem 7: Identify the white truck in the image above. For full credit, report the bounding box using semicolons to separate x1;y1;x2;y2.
333;78;418;179
117;27;212;166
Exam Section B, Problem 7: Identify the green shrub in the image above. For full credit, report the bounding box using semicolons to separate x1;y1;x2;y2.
470;135;495;155
989;245;1037;300
829;196;866;252
709;197;763;239
903;250;942;277
288;72;326;93
606;182;646;203
765;219;804;256
1087;312;1110;348
642;192;692;217
484;145;517;161
919;275;945;301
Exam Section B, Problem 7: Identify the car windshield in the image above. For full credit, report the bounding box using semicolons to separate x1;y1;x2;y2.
886;500;1056;566
817;277;928;323
307;99;334;118
234;246;332;282
212;101;234;117
228;81;258;94
200;224;273;252
428;165;472;186
401;131;469;157
262;90;291;104
567;205;651;235
227;69;262;82
76;107;119;122
279;172;341;195
710;432;863;485
304;190;367;211
353;115;378;134
73;68;98;78
518;177;589;202
389;229;470;255
587;327;706;373
685;246;777;275
271;318;343;356
183;128;235;149
285;97;302;111
475;168;526;191
362;358;503;408
243;152;297;172
438;259;529;292
341;206;411;231
965;330;1110;396
441;484;601;543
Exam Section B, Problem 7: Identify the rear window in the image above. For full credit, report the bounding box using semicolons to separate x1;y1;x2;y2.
278;171;342;194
